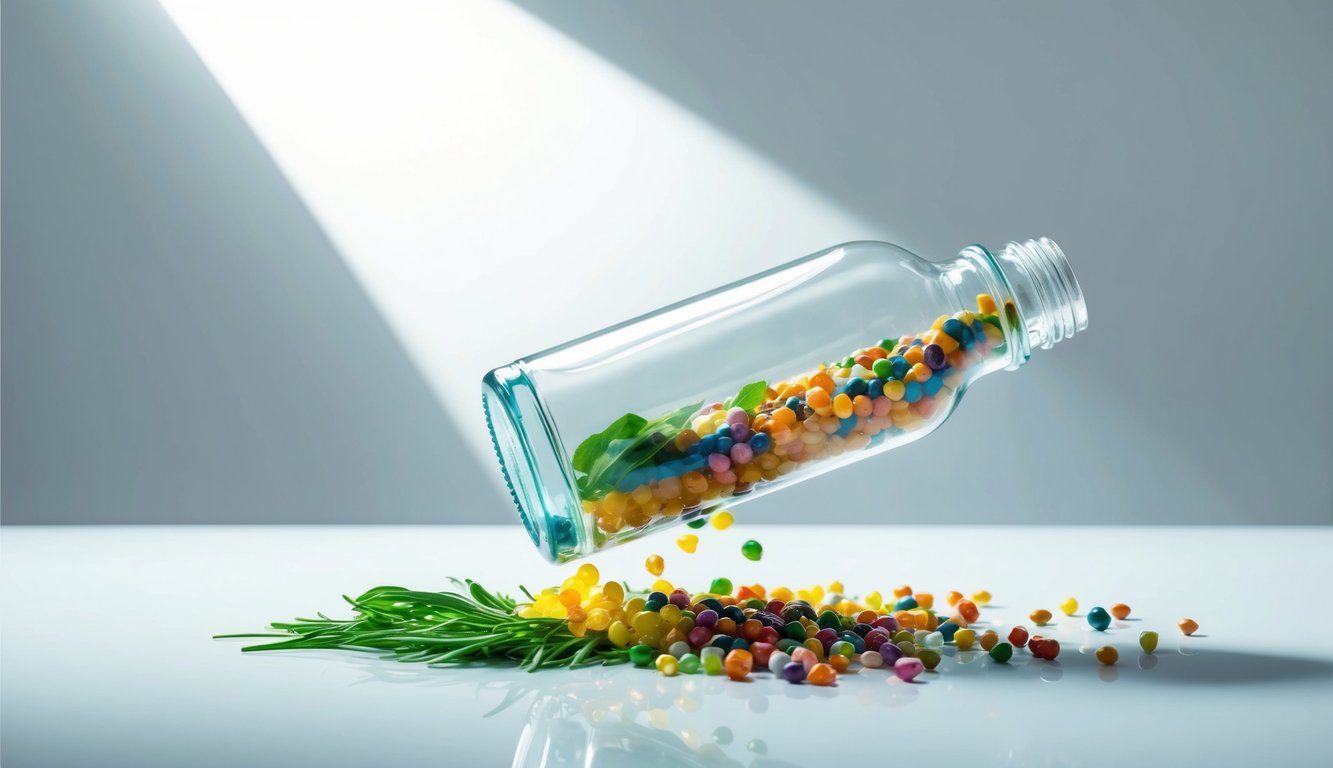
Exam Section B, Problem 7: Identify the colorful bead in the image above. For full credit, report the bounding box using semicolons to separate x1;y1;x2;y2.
676;534;698;554
1178;618;1199;636
1139;631;1159;653
1111;603;1132;620
894;657;924;682
1059;597;1078;616
1095;645;1119;665
1087;607;1111;632
741;540;764;561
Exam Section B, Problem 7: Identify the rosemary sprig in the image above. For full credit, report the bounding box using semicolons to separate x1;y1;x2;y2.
215;579;630;671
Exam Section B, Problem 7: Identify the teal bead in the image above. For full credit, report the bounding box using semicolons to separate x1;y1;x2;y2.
1087;607;1112;632
989;642;1014;663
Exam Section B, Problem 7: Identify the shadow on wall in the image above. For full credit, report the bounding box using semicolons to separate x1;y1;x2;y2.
1;0;506;523
509;0;1333;523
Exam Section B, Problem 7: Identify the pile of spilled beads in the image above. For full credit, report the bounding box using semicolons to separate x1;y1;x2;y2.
522;570;1201;685
579;294;1012;538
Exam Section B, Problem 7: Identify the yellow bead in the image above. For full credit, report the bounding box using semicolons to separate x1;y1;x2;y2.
1029;609;1053;625
608;620;630;647
659;604;682;624
602;491;628;517
828;580;844;593
1059;597;1078;616
655;655;678;677
710;510;734;530
977;294;998;314
645;554;665;577
931;314;950;330
1095;645;1119;665
676;534;699;554
971;590;992;605
883;380;905;401
651;579;674;594
954;628;977;650
632;611;661;636
602;581;625;605
865;591;882;610
771;586;794;602
910;363;932;383
624;597;645;615
586;608;611;631
832;393;853;419
568;621;587;637
575;563;600;585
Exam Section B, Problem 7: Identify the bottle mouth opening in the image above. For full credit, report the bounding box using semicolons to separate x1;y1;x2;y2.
1000;238;1088;351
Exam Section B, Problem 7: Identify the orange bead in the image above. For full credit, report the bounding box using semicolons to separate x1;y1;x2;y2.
854;354;875;369
895;610;915;629
1029;609;1053;625
855;610;878;625
909;363;932;383
742;619;763;641
771;407;797;427
852;395;874;418
715;617;737;636
979;630;999;651
807;662;837;686
946;591;964;607
867;346;889;360
893;585;913;598
682;471;709;495
1111;603;1132;620
903;346;925;365
924;329;960;354
1178;618;1199;636
977;294;999;314
806;388;831;413
724;649;753;681
914;593;934;610
957;600;980;623
828;654;850;673
809;371;835;393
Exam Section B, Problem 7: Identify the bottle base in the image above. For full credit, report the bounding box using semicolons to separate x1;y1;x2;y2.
482;364;586;563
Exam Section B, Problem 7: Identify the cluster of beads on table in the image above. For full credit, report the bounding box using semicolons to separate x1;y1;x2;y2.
584;294;1009;536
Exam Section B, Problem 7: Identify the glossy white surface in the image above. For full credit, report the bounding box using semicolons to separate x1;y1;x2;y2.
4;525;1332;767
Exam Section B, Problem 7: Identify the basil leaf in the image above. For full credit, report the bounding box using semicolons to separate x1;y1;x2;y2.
571;412;646;473
725;380;767;413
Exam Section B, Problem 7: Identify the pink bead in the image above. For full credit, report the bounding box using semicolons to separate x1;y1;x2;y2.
791;647;818;671
872;396;892;417
726;407;749;425
894;657;924;682
730;443;754;464
707;453;731;473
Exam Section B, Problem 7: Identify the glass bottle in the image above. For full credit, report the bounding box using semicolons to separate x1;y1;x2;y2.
483;237;1087;562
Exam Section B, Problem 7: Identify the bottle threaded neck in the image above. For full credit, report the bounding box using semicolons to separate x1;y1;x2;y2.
995;238;1088;352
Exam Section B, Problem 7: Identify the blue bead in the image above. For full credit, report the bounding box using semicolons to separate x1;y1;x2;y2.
941;318;965;341
890;357;910;379
903;380;923;403
683;455;708;473
730;638;750;652
711;635;735;651
716;436;733;454
972;319;985;335
867;379;884;399
749;433;771;454
699;597;724;613
845;378;868;397
911;339;924;347
836;416;858;437
785;396;801;411
687;441;701;455
648;591;668;604
699;434;718;455
923;374;944;396
894;596;918;611
714;424;731;438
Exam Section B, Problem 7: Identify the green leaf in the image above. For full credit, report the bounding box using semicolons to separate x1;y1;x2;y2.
571;413;646;473
724;380;767;413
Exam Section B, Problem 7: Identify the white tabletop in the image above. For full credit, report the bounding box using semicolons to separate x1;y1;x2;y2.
4;525;1332;767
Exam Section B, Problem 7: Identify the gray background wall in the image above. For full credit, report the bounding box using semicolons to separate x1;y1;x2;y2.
4;0;1331;525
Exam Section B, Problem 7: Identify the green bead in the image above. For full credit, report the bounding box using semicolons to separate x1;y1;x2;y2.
629;644;654;667
709;577;733;595
841;357;856;368
784;621;808;641
687;518;707;529
878;338;896;349
745;598;766;609
818;610;842;630
896;640;917;657
1139;631;1159;654
712;726;733;745
918;648;941;670
776;638;800;652
702;654;724;675
680;610;696;621
678;654;701;674
989;642;1014;663
830;641;855;658
872;358;893;378
893;630;914;644
741;540;763;561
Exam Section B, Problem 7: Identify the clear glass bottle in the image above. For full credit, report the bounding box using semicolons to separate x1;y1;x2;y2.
484;237;1087;562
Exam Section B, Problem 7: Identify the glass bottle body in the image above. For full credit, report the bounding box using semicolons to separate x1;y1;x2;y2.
483;238;1086;562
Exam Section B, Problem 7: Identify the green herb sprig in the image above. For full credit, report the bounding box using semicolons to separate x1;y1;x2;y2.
214;580;629;671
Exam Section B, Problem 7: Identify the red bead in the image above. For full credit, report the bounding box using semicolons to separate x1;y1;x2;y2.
1007;626;1030;648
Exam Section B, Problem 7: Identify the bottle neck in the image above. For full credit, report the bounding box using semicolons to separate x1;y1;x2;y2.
959;238;1087;367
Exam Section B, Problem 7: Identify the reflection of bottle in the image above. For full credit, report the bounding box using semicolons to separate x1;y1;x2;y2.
511;685;786;768
485;238;1087;562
